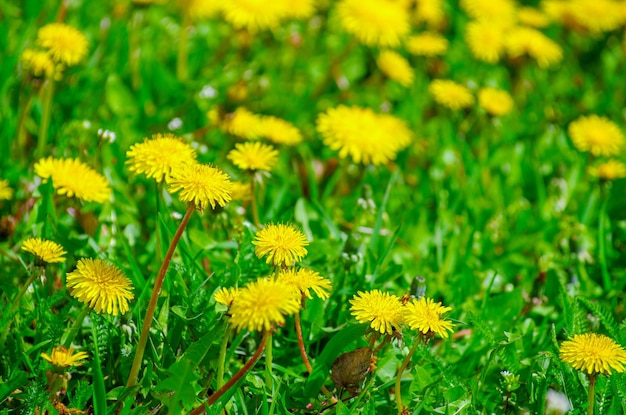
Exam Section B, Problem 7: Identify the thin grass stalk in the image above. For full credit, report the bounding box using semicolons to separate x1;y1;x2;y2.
36;79;55;159
63;305;90;347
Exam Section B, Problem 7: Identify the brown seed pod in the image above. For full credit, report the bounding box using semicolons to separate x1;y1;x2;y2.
330;347;373;394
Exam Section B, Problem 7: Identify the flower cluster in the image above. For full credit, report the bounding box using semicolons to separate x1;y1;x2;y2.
34;157;111;203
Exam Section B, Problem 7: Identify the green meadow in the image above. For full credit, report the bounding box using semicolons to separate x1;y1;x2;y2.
1;1;626;414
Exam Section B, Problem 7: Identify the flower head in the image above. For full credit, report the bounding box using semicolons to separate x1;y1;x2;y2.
316;106;412;165
505;27;562;68
414;0;445;27
253;223;309;267
403;297;455;338
167;163;232;210
517;7;551;28
181;0;221;20
260;116;303;146
222;107;265;140
277;268;332;300
429;80;474;110
377;50;414;87
21;49;57;78
229;278;301;331
230;181;253;201
0;179;13;200
222;0;286;31
350;290;404;335
567;0;624;33
22;238;67;264
337;0;410;47
214;287;240;307
589;160;626;180
465;21;507;63
478;87;514;116
41;346;88;368
126;134;197;183
406;32;449;57
34;157;111;203
559;333;626;375
283;0;316;19
66;258;134;315
568;115;625;157
37;23;88;66
460;0;516;21
227;141;279;172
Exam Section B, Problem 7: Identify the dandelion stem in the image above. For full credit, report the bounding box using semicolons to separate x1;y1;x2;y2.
10;266;39;314
190;330;269;415
176;11;190;82
265;331;273;388
63;305;90;348
597;187;611;291
36;78;55;159
126;204;195;388
16;92;34;156
250;179;261;227
216;325;232;388
295;310;313;373
587;374;596;415
395;336;421;415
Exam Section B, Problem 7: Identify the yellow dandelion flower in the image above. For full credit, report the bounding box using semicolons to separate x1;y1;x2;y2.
34;157;111;203
22;238;67;264
414;0;446;28
460;0;516;22
20;49;57;78
260;116;303;146
277;268;332;300
41;346;88;368
518;7;551;28
316;106;412;165
350;290;404;335
227;141;279;172
214;287;240;307
253;223;309;267
404;297;455;338
126;133;197;183
283;0;317;19
589;160;626;181
377;50;414;87
337;0;410;47
406;32;449;56
560;333;626;375
428;79;474;110
36;23;88;66
541;1;571;23
505;27;562;68
568;115;625;157
66;258;134;315
230;181;253;201
568;0;623;33
0;179;13;200
222;0;286;31
465;21;507;63
229;278;301;332
167;163;232;210
181;0;221;20
478;87;514;116
222;107;265;140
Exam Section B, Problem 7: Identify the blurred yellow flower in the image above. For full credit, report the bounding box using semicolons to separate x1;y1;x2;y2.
214;287;240;307
350;290;404;335
66;258;134;315
180;0;221;20
337;0;410;47
229;278;301;332
0;179;13;200
568;115;625;157
222;107;265;140
168;163;232;210
34;157;111;203
414;0;446;27
465;21;507;63
283;0;317;19
230;181;253;201
126;133;197;183
560;333;626;375
41;346;88;368
505;27;562;68
20;49;57;78
517;7;551;28
253;223;309;267
460;0;516;22
589;160;626;180
222;0;286;31
377;50;414;87
37;23;88;66
316;106;412;165
564;0;624;33
429;79;474;110
406;32;449;56
260;116;303;146
227;141;279;172
277;268;332;300
403;297;455;338
22;238;67;264
478;87;514;116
